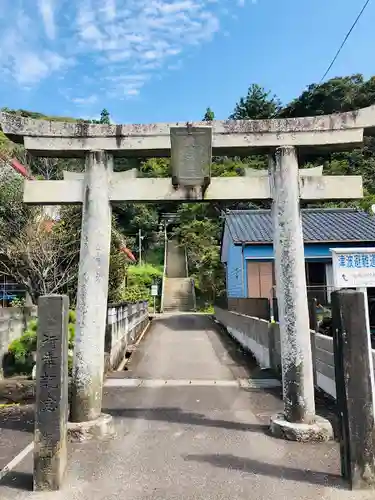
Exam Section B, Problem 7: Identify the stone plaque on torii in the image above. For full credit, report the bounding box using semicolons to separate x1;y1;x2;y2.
1;106;374;439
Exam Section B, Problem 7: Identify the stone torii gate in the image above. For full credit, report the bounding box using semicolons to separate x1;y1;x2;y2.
1;106;373;439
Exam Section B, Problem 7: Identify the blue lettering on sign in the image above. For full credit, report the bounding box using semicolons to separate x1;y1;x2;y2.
339;255;346;268
354;254;362;268
337;253;375;269
346;255;355;268
362;255;370;268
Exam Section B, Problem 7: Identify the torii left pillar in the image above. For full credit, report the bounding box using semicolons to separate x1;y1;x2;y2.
70;151;113;430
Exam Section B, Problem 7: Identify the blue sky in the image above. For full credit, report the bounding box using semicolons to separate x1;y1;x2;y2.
0;0;374;123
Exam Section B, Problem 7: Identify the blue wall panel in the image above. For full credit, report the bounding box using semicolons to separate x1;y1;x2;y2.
227;243;244;297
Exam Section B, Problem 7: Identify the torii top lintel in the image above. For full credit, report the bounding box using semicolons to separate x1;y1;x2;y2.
1;105;375;158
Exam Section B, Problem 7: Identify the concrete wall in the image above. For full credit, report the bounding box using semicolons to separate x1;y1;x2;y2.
214;306;373;401
314;334;336;398
105;301;149;372
215;307;273;369
0;306;37;378
228;297;270;321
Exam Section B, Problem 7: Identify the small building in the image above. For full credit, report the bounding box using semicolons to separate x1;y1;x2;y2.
221;208;375;305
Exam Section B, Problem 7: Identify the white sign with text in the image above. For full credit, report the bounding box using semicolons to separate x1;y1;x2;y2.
331;248;375;289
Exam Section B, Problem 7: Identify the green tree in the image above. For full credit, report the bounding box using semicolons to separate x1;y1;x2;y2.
279;75;375;200
99;108;111;124
173;204;225;306
91;108;111;125
279;75;372;118
230;83;281;120
139;158;170;178
203;107;215;121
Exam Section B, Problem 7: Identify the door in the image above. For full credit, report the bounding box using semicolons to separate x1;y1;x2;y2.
247;261;274;298
247;262;260;297
259;262;273;298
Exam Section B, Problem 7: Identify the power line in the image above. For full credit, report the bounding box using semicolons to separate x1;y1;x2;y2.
319;0;371;83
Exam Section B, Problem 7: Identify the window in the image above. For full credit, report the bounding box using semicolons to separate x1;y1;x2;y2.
306;261;327;305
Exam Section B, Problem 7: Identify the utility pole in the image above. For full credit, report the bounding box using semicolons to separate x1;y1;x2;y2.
138;228;142;266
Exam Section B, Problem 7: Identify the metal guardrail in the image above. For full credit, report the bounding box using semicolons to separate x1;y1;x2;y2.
191;278;197;311
160;225;168;313
184;244;189;278
183;243;197;311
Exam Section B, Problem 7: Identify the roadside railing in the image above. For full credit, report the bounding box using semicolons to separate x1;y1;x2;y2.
105;300;149;371
160;225;168;313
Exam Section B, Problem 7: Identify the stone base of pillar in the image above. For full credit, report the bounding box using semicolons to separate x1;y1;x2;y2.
67;413;115;443
269;413;333;443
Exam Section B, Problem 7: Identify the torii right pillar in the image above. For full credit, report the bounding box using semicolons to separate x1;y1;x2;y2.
269;146;333;442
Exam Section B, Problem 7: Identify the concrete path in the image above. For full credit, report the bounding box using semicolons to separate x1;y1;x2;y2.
0;314;372;499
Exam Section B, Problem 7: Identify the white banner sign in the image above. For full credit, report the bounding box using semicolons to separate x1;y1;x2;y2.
151;285;158;297
331;248;375;289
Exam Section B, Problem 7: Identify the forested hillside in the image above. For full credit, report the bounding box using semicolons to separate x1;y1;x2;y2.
1;75;375;307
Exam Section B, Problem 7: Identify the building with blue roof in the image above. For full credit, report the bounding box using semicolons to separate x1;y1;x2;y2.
221;208;375;305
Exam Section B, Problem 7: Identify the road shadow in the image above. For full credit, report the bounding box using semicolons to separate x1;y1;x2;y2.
183;453;346;489
0;471;33;491
207;318;271;379
0;405;34;433
155;314;213;332
105;406;268;433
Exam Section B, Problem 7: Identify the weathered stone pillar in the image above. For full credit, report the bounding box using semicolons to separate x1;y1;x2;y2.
70;151;113;423
269;146;332;441
332;290;375;490
34;295;69;491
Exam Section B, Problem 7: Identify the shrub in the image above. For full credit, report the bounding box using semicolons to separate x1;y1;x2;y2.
120;264;162;304
9;297;26;308
121;286;150;303
127;264;162;289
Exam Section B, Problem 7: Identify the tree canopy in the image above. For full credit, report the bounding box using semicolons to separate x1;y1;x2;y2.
230;83;281;120
203;107;215;121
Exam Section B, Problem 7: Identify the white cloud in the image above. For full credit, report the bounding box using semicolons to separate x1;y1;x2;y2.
11;51;72;85
71;94;98;105
0;1;248;98
38;0;56;39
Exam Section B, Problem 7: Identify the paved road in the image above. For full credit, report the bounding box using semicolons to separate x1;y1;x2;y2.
0;314;371;499
0;405;33;471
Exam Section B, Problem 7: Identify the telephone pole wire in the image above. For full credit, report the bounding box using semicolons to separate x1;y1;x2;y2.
319;0;371;83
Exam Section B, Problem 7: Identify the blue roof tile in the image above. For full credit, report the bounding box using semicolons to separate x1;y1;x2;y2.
225;209;375;244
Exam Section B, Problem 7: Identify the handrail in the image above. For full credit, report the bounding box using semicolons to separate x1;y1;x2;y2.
184;245;196;311
191;277;197;311
184;244;189;278
160;224;168;313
